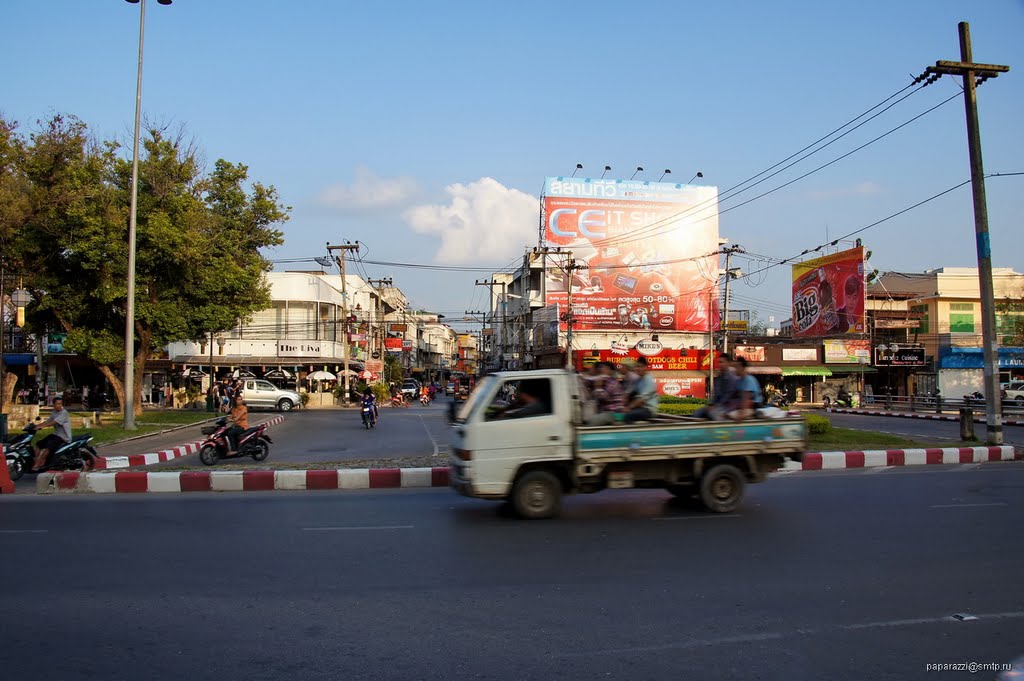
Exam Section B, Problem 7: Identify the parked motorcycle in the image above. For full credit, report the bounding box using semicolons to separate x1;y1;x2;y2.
361;401;377;429
4;423;39;481
6;422;98;476
198;417;272;466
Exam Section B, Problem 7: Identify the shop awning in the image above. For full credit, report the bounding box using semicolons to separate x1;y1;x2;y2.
781;366;832;377
746;366;782;375
825;364;877;373
2;353;36;366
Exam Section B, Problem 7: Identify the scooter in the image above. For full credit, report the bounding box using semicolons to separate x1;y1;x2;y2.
419;393;431;406
12;422;98;475
4;423;40;481
361;401;378;429
198;417;272;466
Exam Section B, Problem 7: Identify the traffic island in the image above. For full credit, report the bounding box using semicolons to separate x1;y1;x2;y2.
33;446;1020;495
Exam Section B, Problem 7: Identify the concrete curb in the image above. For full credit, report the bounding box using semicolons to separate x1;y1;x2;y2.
37;466;450;494
92;415;286;470
826;407;1023;426
34;446;1020;494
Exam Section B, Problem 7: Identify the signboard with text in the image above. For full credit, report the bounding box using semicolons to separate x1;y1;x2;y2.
782;347;818;362
576;348;716;372
875;347;926;366
791;246;865;337
733;345;765;363
543;177;720;332
824;339;871;363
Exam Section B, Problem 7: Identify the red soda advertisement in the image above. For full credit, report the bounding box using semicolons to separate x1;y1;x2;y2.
791;247;865;337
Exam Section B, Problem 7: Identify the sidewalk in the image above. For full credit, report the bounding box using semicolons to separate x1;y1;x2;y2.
826;406;1024;426
95;417;220;457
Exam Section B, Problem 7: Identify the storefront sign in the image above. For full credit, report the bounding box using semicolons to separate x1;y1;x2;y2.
655;377;706;398
278;342;322;357
733;345;765;362
782;348;818;362
875;347;926;367
578;349;714;371
635;339;664;356
824;339;871;363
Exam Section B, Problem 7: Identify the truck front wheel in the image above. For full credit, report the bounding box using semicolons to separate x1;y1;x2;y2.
699;464;745;513
511;470;562;520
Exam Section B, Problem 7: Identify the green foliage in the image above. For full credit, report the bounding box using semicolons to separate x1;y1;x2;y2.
658;403;705;416
383;354;404;385
299;392;310;407
805;414;832;435
1;113;289;412
659;396;708;405
372;383;391;404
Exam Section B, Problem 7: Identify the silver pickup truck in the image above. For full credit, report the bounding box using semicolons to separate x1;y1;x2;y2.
449;369;806;519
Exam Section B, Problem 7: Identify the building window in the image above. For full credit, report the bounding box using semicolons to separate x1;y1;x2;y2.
949;302;975;333
911;304;929;334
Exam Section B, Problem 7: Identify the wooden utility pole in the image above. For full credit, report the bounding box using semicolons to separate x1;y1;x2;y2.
920;22;1009;445
328;242;360;405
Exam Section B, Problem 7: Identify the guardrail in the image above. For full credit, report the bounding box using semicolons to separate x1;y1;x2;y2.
856;394;1024;415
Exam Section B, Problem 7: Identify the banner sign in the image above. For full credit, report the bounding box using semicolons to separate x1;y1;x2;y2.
542;177;720;332
824;339;871;363
577;348;715;372
875;347;926;366
388;324;408;332
655;377;706;398
791;246;865;337
733;345;765;362
385;338;404;350
402;340;414;351
782;347;818;362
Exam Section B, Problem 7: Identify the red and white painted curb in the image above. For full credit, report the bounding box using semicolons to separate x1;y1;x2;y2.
37;466;450;494
827;407;1023;426
92;415;286;470
783;445;1017;471
35;446;1020;494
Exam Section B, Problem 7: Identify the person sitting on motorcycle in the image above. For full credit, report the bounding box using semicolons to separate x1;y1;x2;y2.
361;388;378;422
226;393;249;453
32;396;72;471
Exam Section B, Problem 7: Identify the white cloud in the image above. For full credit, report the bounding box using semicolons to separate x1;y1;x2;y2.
316;167;421;213
807;181;883;200
404;178;538;264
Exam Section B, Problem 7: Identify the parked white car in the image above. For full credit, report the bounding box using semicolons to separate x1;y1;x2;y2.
242;379;301;411
1004;381;1024;405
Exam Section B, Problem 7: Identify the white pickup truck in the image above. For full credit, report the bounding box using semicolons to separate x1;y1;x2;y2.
449;369;807;519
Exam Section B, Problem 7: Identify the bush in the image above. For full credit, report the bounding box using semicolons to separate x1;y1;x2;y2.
658;403;704;416
372;383;391;404
659;396;708;405
299;392;310;407
805;413;831;435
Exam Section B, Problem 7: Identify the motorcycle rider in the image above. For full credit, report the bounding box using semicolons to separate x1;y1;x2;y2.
32;396;72;471
361;387;378;424
226;393;248;453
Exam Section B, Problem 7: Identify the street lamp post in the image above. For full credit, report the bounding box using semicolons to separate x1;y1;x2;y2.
123;0;171;430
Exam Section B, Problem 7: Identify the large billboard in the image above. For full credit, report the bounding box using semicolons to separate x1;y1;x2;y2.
791;246;865;337
542;177;720;332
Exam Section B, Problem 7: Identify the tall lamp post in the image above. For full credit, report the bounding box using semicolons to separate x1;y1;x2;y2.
123;0;172;430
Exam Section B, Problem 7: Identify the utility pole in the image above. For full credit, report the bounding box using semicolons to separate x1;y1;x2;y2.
919;23;1009;445
367;278;393;366
328;242;360;405
708;286;715;400
719;245;744;354
561;253;581;371
465;310;487;369
475;278;507;368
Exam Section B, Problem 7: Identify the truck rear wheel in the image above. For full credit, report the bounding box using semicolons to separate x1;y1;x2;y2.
699;464;745;513
511;470;562;520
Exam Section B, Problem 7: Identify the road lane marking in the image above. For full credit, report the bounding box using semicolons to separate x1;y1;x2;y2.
558;611;1024;657
418;415;439;457
0;530;48;534
929;502;1008;509
301;525;414;531
653;515;743;521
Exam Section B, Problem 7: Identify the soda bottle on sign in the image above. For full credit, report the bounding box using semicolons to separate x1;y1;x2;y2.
818;270;839;333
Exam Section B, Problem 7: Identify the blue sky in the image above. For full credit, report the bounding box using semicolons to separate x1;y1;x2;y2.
4;0;1023;330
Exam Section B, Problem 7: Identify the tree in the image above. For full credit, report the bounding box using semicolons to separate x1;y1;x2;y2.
5;114;288;417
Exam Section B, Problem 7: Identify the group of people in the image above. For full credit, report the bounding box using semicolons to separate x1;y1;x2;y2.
209;378;245;414
580;356;660;425
694;354;764;421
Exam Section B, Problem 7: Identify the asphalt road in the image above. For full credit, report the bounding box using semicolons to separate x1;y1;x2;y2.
3;462;1022;681
151;400;454;468
823;411;1024;446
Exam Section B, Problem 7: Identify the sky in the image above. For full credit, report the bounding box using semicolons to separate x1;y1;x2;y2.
4;0;1023;333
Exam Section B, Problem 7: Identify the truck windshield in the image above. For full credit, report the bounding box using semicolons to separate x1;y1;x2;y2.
456;375;495;422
